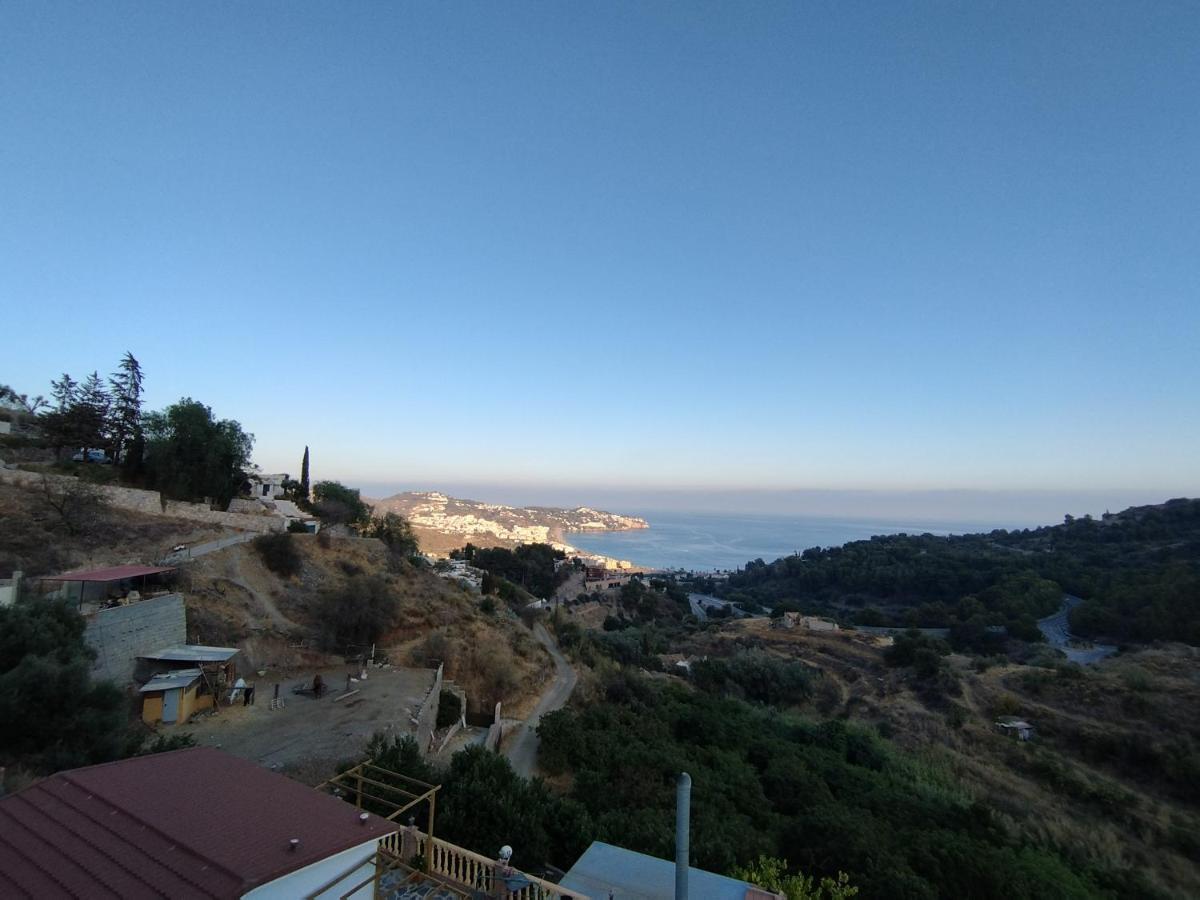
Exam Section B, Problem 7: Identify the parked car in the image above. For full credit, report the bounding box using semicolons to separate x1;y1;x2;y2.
71;449;111;464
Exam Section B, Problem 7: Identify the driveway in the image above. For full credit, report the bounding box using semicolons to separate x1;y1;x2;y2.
504;623;577;778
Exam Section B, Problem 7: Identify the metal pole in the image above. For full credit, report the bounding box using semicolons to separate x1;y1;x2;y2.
676;772;690;900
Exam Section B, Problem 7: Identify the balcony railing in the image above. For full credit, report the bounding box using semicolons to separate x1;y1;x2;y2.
379;828;588;900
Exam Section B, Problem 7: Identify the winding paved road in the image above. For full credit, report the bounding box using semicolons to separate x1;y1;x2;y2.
505;623;577;778
1037;595;1117;664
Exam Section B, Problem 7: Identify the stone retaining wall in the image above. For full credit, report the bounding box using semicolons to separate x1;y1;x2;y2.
0;469;284;533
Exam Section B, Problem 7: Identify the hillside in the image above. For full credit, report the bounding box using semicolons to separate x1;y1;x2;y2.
0;477;223;578
0;473;553;721
712;498;1200;645
369;490;647;555
546;594;1200;897
178;535;552;719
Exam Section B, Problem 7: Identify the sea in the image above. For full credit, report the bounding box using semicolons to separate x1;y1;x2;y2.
563;510;983;572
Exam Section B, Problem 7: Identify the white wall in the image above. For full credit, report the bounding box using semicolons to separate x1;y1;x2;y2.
241;837;388;900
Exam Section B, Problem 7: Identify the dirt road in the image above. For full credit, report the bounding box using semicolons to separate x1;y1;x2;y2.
504;623;577;778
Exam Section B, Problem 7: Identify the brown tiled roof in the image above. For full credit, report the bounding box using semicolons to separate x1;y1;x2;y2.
0;747;397;899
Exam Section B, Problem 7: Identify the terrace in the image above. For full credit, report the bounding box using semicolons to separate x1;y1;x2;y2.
314;761;586;900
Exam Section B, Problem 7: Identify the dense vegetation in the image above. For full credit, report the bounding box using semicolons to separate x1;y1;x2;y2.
715;499;1200;645
536;673;1111;899
311;479;371;526
691;650;815;707
6;359;258;507
253;532;303;576
142;398;254;506
454;542;568;599
355;734;591;873
0;597;189;775
313;573;402;653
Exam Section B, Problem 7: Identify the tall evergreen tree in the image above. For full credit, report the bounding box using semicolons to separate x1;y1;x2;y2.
43;372;108;458
42;374;79;456
74;372;111;455
300;445;310;500
49;373;77;413
108;352;145;469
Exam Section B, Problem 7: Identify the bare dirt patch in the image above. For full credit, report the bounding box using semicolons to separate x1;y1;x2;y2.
179;663;438;777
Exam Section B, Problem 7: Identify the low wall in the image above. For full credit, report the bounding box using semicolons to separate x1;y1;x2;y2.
84;593;187;685
484;723;502;753
483;701;503;753
413;663;444;755
435;720;463;756
0;469;284;534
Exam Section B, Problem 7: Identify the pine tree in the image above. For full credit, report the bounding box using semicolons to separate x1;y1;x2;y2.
42;374;79;456
50;373;77;412
300;445;310;500
44;372;109;460
108;352;145;469
74;372;111;456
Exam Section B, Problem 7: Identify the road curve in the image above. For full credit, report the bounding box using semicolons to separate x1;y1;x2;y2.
1037;595;1117;664
505;622;577;779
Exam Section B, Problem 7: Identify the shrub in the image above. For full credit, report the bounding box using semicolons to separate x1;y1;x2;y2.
313;574;400;651
437;690;463;728
253;532;302;576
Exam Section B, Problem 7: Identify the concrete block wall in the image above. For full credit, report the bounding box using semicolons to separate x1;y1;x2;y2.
414;663;444;755
84;593;187;685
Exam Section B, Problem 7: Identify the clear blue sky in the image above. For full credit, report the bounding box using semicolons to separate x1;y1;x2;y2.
2;3;1197;518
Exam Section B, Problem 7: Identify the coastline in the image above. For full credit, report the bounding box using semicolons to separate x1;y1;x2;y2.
561;510;978;574
553;524;659;574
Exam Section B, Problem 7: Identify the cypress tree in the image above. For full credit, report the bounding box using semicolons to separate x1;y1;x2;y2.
299;446;310;499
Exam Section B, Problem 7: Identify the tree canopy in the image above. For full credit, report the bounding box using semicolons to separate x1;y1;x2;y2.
717;499;1200;646
536;674;1104;899
142;398;253;506
465;543;567;599
312;480;371;526
0;598;129;773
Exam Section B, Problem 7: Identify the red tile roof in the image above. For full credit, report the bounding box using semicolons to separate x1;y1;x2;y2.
0;747;398;899
41;564;175;583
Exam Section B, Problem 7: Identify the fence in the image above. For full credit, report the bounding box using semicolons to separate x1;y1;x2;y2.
378;830;587;900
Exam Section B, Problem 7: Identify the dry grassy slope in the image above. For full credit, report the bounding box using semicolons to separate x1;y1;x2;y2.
695;619;1200;897
0;479;224;577
180;535;553;718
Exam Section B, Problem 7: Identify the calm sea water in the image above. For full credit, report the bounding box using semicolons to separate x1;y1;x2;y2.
564;510;981;571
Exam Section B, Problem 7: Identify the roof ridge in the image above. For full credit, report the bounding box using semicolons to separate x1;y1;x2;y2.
16;745;208;781
54;770;242;893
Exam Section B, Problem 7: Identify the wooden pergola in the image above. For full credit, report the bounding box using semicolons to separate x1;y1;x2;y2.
316;761;441;873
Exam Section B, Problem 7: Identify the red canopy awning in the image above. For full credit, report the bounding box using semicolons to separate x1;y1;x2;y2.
42;565;175;583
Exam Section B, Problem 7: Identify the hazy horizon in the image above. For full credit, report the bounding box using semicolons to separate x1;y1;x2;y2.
355;481;1182;530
